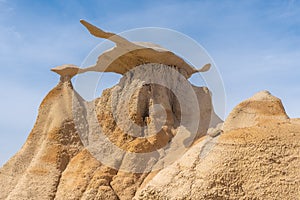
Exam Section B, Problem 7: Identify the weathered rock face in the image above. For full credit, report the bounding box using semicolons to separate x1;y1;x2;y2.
135;92;300;200
83;64;221;175
0;63;221;200
94;64;220;152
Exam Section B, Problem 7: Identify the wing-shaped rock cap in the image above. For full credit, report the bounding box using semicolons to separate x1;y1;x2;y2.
78;20;211;78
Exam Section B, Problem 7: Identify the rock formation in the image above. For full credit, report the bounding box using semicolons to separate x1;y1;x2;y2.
0;20;299;200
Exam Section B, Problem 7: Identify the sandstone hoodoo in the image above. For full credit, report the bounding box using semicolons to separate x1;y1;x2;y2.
0;20;221;200
0;20;299;200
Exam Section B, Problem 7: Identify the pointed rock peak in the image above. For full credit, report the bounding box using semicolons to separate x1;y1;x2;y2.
223;90;289;132
51;64;79;82
249;90;279;101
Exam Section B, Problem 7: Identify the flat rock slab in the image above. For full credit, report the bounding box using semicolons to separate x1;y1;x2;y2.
51;64;79;77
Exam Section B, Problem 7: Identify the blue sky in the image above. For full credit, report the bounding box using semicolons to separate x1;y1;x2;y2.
0;0;300;166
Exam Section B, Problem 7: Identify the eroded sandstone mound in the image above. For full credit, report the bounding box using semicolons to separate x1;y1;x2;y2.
135;91;300;199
